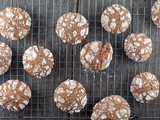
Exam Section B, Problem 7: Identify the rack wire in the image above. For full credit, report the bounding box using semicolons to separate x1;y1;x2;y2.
0;0;159;119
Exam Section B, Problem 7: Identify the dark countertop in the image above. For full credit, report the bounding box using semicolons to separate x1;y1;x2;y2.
0;0;159;119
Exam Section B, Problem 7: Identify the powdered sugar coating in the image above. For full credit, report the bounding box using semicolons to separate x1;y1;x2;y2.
0;42;12;75
56;12;89;45
80;41;113;71
124;33;152;62
23;46;54;78
0;7;31;40
101;4;131;34
91;95;131;120
130;72;159;103
0;80;31;111
54;79;87;114
151;0;160;28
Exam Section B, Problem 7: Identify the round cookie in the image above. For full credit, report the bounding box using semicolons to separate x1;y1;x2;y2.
124;33;152;62
23;46;54;78
56;12;89;45
0;42;12;75
91;95;131;120
0;7;31;40
54;79;87;114
0;80;31;111
80;41;113;71
101;4;131;34
151;0;160;28
130;72;159;103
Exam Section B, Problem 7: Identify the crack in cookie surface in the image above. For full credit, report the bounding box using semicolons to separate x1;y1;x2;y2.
0;7;31;40
54;79;87;114
80;41;113;71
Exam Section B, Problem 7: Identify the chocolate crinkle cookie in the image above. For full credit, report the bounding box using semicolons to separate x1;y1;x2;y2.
130;72;159;103
0;42;12;75
23;46;54;78
54;79;87;114
91;95;131;120
56;12;89;45
124;33;152;62
0;80;31;111
151;0;160;28
101;4;131;34
80;41;113;71
0;7;31;40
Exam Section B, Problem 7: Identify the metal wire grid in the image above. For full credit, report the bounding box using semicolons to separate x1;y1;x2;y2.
0;0;159;119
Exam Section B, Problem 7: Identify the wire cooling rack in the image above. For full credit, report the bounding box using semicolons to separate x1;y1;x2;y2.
0;0;159;119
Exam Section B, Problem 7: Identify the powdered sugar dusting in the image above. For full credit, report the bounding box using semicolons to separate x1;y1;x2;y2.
101;4;131;34
0;80;31;111
124;33;152;62
80;41;113;71
0;42;12;75
54;79;87;114
91;95;131;120
0;7;31;40
23;46;54;78
130;72;159;103
56;12;89;45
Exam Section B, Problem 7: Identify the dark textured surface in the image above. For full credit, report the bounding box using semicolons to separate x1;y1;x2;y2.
0;0;159;119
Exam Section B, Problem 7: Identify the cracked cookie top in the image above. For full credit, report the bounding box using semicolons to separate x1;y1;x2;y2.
124;33;152;62
56;12;89;45
80;41;113;71
151;0;160;28
0;7;31;40
130;72;159;103
54;79;87;114
0;42;12;75
23;46;54;78
0;80;31;111
101;4;131;34
91;95;131;120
